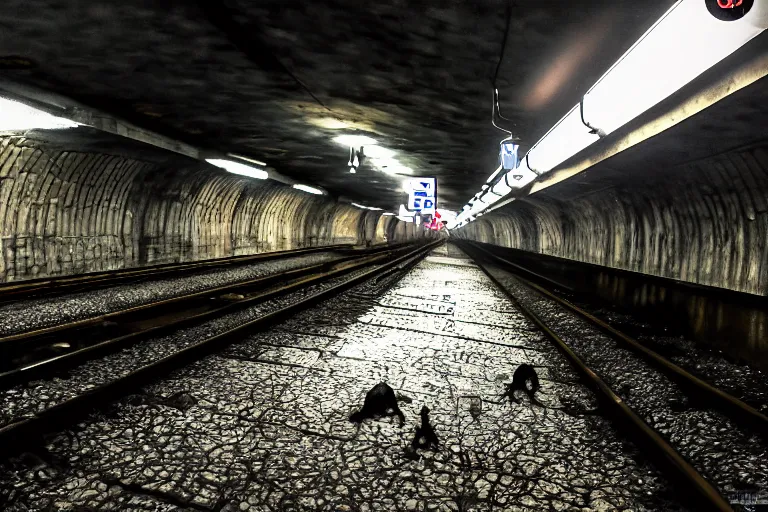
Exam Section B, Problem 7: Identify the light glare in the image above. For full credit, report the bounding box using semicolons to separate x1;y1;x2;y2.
584;0;763;136
293;184;324;195
0;98;80;131
207;159;268;179
333;134;378;147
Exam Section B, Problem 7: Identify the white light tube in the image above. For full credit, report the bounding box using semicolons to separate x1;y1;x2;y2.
293;184;324;195
526;105;600;174
207;159;268;179
351;202;383;211
583;0;764;136
0;97;80;131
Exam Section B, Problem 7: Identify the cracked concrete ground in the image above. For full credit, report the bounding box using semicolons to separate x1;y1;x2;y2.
0;246;682;511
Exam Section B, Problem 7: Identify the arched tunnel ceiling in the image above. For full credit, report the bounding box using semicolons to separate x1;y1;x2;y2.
0;0;676;210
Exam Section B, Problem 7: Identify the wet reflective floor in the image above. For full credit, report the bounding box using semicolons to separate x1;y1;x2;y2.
0;247;682;511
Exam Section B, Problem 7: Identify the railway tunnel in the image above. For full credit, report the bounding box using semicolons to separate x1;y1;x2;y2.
0;1;767;510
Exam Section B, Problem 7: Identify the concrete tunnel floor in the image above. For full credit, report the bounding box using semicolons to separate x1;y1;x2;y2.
0;245;683;511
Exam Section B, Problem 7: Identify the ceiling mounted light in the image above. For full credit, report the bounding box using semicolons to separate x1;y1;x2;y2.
226;153;267;167
582;0;764;136
351;202;383;211
206;158;268;179
0;97;80;131
333;134;378;147
382;212;396;216
293;184;324;195
526;105;601;174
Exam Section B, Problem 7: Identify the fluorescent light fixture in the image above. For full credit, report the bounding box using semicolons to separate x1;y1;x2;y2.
382;212;396;216
527;105;600;174
226;153;267;167
491;178;512;197
333;134;378;147
499;168;537;193
293;184;324;195
583;0;764;136
452;0;765;230
207;158;268;179
0;97;80;131
351;202;383;211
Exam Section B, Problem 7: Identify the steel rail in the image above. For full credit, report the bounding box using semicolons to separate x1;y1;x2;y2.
462;242;733;512
0;243;368;301
465;241;768;434
0;240;443;460
0;243;426;388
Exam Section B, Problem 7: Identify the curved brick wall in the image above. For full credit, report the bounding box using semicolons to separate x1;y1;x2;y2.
0;135;429;282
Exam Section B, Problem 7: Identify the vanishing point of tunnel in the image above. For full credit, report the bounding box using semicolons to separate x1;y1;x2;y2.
1;1;768;511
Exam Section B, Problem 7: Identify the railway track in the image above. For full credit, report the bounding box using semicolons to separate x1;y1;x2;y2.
0;240;442;459
0;243;412;304
461;241;768;512
0;242;411;384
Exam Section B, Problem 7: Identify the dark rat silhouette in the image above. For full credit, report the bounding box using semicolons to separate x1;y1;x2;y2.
411;405;439;451
501;364;541;404
349;382;405;425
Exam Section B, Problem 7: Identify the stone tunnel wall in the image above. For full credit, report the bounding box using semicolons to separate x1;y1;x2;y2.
457;142;768;295
0;135;430;282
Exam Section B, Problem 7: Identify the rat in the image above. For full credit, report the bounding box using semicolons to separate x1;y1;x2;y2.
501;364;541;404
349;382;405;425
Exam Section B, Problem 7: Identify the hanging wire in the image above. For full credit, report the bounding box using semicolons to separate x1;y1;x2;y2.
491;0;517;135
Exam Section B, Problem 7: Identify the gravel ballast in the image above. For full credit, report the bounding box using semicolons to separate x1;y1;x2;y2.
484;262;768;508
0;251;342;337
